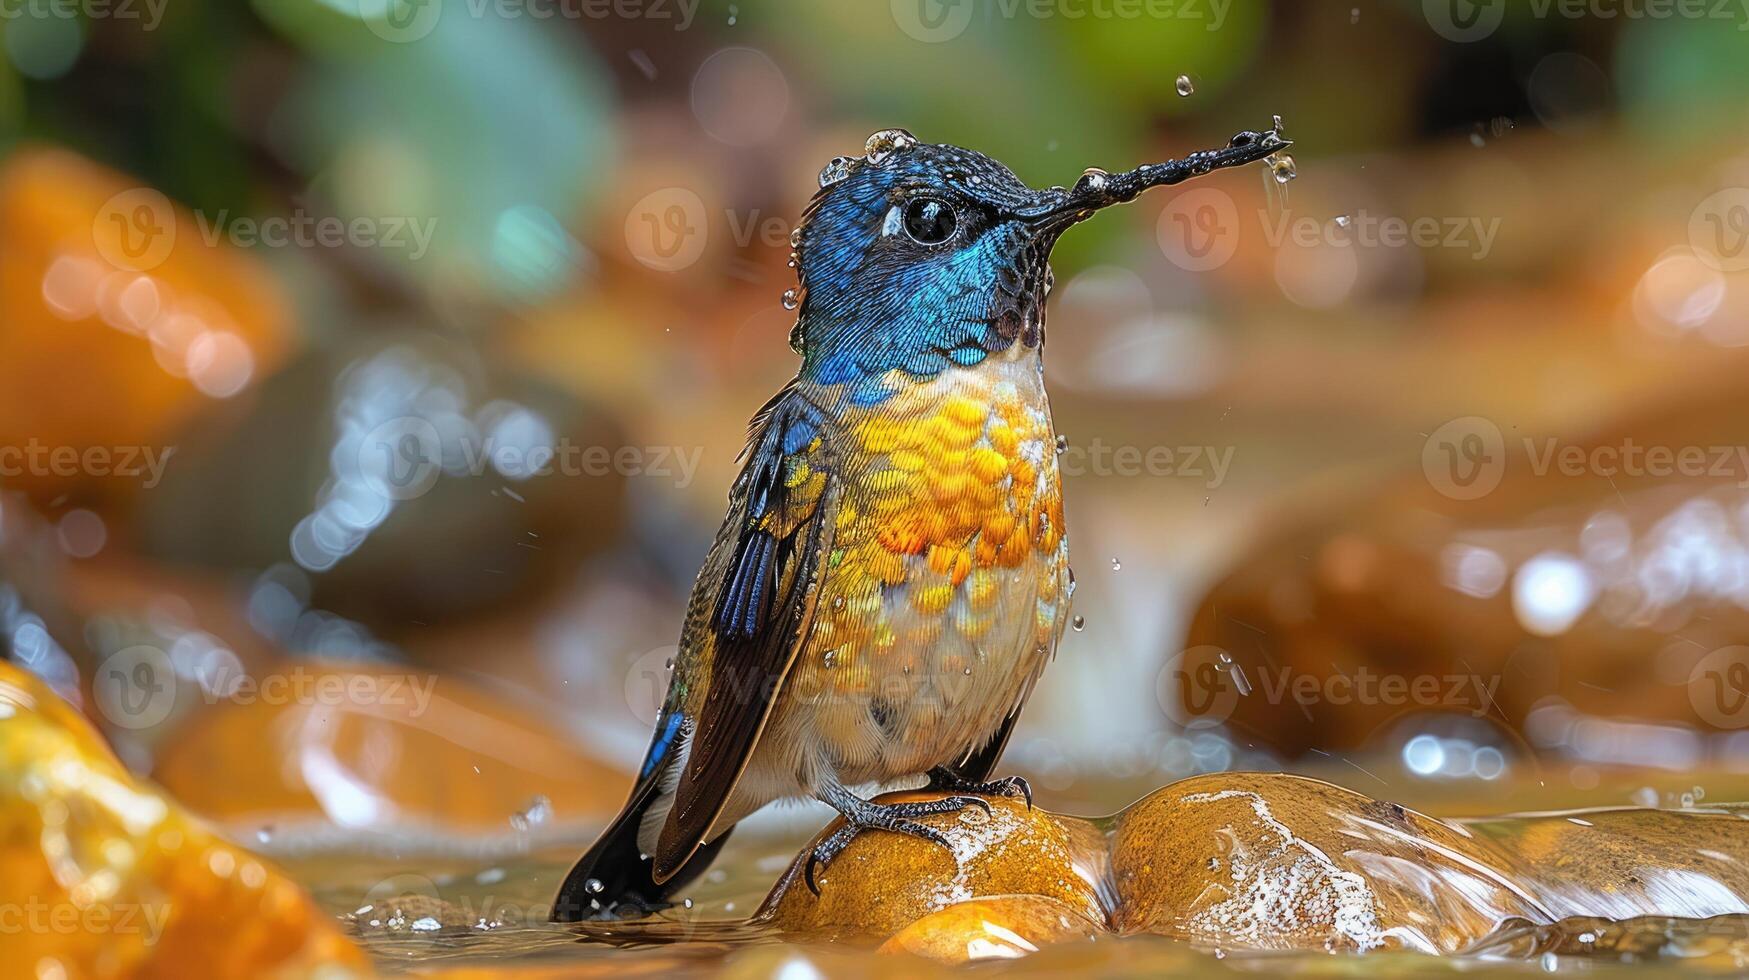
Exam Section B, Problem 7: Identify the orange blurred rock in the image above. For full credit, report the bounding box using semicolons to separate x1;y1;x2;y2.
152;661;626;834
759;792;1107;944
0;660;368;978
876;896;1103;963
0;146;295;509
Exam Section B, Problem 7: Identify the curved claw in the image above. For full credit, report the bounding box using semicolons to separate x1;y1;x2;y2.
801;796;978;897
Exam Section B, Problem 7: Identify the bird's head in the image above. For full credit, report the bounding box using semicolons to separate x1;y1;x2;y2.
789;126;1288;404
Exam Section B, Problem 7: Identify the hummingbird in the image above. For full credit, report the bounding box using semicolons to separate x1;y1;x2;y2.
552;124;1289;920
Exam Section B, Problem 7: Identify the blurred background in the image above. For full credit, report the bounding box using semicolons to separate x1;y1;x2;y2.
4;0;1749;861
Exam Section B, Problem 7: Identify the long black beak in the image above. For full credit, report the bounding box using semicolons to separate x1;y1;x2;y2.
1017;125;1291;227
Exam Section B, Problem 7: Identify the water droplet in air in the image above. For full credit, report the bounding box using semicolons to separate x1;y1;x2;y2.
963;666;973;675
664;657;675;670
787;251;799;269
1335;214;1351;228
1175;74;1195;97
789;226;803;247
1073;168;1109;196
1054;434;1068;455
1071;615;1085;631
818;155;854;188
585;878;604;894
863;128;917;164
781;288;799;310
1266;153;1297;185
510;795;552;831
1066;566;1077;596
726;3;737;24
255;826;274;844
1110;558;1122;571
1272;114;1286;136
1350;7;1359;23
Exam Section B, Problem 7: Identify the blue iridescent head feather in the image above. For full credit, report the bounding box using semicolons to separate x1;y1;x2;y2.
786;126;1291;405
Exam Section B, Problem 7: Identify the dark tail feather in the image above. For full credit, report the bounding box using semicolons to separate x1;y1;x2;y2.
550;778;732;921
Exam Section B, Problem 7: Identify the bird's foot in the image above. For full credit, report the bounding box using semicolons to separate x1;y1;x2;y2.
804;790;990;896
925;767;1033;809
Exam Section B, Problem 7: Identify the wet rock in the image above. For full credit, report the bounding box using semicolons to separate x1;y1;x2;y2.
152;662;626;836
0;147;295;511
0;660;368;977
1466;914;1749;967
1108;773;1540;951
1183;382;1749;757
759;791;1107;943
743;772;1749;961
136;337;630;633
877;896;1103;963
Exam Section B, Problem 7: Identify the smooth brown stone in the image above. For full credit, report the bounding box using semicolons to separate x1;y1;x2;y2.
0;661;369;978
153;661;626;833
876;895;1103;963
759;791;1107;943
1108;773;1541;951
753;772;1749;959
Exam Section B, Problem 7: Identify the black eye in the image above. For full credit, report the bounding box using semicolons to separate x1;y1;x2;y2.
903;198;957;245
